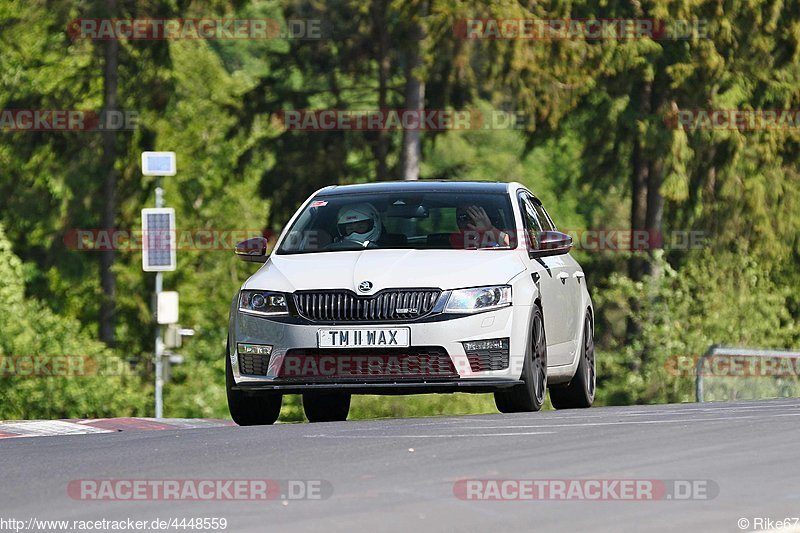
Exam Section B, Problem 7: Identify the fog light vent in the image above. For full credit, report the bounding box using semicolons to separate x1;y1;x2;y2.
237;343;273;375
463;338;509;372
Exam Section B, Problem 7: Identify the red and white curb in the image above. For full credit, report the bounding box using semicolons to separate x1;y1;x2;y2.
0;418;235;439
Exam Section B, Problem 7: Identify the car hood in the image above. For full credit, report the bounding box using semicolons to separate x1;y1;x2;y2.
243;249;526;293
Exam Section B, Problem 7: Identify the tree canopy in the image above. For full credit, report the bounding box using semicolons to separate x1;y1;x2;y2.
0;0;798;419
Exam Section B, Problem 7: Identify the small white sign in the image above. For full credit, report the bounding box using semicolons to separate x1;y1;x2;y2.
141;151;176;176
157;291;179;325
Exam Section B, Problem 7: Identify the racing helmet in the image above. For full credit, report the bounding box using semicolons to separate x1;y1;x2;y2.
337;203;381;244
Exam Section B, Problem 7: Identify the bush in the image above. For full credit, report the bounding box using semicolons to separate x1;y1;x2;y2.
594;251;799;406
0;224;149;419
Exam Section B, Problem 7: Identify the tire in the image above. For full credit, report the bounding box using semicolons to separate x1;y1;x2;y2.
303;392;351;422
226;343;282;426
494;305;547;413
550;312;596;409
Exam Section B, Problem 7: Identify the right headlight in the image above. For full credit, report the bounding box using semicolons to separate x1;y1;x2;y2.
239;290;289;316
445;285;512;314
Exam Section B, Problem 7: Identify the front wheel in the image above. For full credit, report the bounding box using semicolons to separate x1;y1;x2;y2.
303;392;351;422
550;312;595;409
494;305;547;413
226;347;282;426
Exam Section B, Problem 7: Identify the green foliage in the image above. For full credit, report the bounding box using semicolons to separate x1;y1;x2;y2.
594;252;799;406
0;224;149;418
350;394;498;420
1;0;798;422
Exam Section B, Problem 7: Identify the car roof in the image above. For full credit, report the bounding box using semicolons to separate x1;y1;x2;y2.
316;180;513;196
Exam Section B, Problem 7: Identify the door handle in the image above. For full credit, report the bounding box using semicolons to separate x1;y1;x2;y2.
573;271;585;280
557;272;569;284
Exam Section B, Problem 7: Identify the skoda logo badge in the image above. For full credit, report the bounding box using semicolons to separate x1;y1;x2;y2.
358;281;373;293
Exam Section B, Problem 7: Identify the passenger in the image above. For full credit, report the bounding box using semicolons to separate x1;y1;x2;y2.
450;205;511;249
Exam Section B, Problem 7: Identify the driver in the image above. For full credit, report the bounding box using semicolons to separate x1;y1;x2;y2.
336;203;382;246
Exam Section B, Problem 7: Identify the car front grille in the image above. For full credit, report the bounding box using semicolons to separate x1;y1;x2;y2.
238;353;270;376
293;289;441;322
277;347;457;380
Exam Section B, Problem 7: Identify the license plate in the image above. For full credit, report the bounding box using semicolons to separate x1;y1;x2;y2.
317;327;410;348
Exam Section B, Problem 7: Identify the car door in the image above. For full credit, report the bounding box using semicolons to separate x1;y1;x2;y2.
533;200;582;359
517;192;574;366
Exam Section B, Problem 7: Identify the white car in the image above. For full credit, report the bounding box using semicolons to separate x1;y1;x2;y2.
227;181;595;424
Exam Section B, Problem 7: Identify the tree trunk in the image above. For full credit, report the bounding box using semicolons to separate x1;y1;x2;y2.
400;1;427;181
625;80;652;348
628;81;651;282
645;159;665;278
371;0;390;181
99;0;119;346
645;78;666;279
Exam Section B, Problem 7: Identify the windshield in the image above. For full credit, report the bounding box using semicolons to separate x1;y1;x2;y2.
277;191;518;254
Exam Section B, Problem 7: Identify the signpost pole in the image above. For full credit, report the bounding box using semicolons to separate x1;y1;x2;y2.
154;178;164;418
141;151;176;419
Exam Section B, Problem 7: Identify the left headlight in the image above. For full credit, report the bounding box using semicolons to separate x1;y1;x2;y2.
445;285;512;314
239;290;289;316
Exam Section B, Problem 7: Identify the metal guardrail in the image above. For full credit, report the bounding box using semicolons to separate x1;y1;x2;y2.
695;345;800;402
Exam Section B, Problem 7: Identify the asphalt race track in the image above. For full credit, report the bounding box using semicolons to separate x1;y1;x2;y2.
3;399;799;532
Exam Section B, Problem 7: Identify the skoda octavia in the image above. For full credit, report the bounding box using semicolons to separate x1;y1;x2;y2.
227;181;595;424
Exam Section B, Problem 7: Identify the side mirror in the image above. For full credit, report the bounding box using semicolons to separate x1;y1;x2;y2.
531;230;572;257
235;237;269;263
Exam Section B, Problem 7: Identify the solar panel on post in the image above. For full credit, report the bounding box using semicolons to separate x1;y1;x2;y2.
142;208;176;272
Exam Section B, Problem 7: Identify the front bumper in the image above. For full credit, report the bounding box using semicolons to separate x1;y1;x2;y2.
229;304;533;391
229;379;524;394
